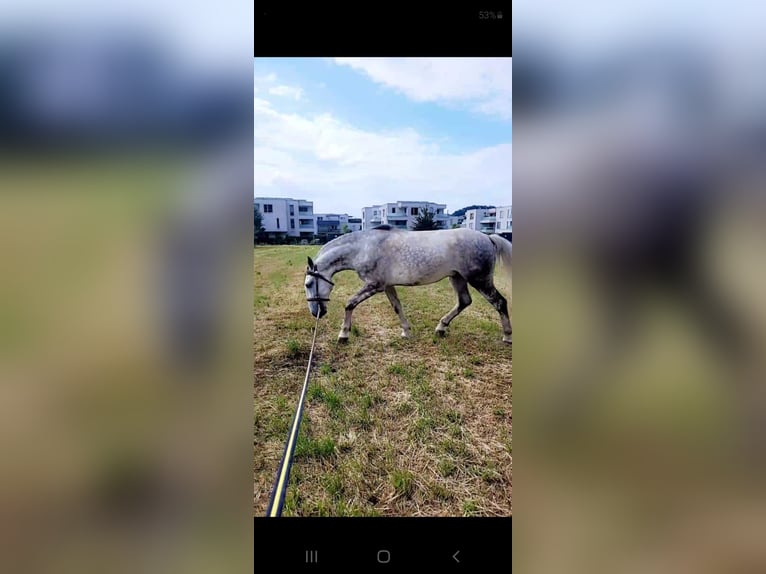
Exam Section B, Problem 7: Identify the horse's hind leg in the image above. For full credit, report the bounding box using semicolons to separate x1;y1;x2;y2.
469;278;512;344
435;275;472;337
338;283;383;342
385;286;411;338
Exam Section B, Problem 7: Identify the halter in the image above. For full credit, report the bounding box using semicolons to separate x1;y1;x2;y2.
305;269;335;302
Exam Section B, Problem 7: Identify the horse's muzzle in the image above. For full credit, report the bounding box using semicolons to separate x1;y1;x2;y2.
308;303;327;319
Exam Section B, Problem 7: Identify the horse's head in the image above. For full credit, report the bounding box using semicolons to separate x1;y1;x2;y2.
304;256;333;319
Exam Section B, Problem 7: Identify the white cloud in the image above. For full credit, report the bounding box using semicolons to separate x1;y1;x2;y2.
334;58;512;121
255;73;276;84
268;85;304;100
254;72;304;101
254;90;511;215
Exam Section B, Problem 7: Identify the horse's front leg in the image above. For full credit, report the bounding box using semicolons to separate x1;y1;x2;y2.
338;283;383;342
385;286;411;338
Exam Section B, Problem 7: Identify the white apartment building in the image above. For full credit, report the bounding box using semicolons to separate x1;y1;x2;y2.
495;205;512;234
361;201;450;230
316;213;348;225
315;213;347;240
254;197;316;238
463;205;512;235
347;217;362;232
463;207;491;232
448;215;465;229
313;213;363;240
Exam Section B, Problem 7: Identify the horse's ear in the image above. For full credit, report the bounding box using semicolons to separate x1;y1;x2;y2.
307;256;315;269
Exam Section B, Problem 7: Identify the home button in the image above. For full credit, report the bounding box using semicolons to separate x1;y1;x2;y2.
377;549;391;564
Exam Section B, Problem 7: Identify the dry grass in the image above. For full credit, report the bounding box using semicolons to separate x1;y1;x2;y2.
254;245;512;516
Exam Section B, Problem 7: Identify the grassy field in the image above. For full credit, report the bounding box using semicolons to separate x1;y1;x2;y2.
253;245;512;517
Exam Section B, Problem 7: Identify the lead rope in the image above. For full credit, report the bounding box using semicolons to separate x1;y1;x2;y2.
265;307;321;517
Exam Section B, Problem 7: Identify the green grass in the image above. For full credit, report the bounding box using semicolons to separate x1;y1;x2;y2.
411;416;438;440
307;383;323;401
429;483;454;501
390;470;416;498
323;390;343;415
254;245;512;517
286;339;301;358
446;410;463;425
295;435;336;459
388;363;408;376
438;459;457;477
462;500;480;516
322;473;345;500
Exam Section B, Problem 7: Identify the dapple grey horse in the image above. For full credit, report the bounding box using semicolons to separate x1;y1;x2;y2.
304;226;512;343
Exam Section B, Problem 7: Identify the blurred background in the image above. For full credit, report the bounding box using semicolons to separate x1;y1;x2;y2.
0;2;253;573
7;0;766;570
514;2;766;572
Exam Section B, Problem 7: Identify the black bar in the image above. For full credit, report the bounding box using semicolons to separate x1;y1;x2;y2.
254;4;512;57
254;517;510;570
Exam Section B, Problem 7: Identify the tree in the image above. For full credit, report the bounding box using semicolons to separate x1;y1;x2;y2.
451;223;461;229
412;208;440;231
254;205;264;243
341;223;350;234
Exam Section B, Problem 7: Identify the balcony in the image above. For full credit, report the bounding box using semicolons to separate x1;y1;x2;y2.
387;213;409;219
480;216;496;224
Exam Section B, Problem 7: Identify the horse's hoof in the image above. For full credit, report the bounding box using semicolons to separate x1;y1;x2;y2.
503;336;512;344
435;329;447;338
401;331;411;339
337;336;349;344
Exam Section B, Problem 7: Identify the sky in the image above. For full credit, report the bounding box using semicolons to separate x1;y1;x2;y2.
254;58;512;216
2;1;251;75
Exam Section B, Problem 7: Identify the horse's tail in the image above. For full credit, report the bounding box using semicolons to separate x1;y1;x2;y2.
489;234;512;279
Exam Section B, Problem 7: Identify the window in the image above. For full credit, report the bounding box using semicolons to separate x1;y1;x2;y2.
391;207;395;213
291;219;295;229
469;223;474;229
499;210;504;218
411;207;418;215
373;210;378;217
276;218;280;229
290;205;294;216
299;206;309;213
264;204;273;213
437;209;443;214
469;212;474;220
507;221;511;229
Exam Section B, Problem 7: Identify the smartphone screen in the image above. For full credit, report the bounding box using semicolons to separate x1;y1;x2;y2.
254;4;511;569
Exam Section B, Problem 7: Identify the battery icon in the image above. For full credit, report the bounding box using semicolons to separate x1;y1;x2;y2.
497;11;503;19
